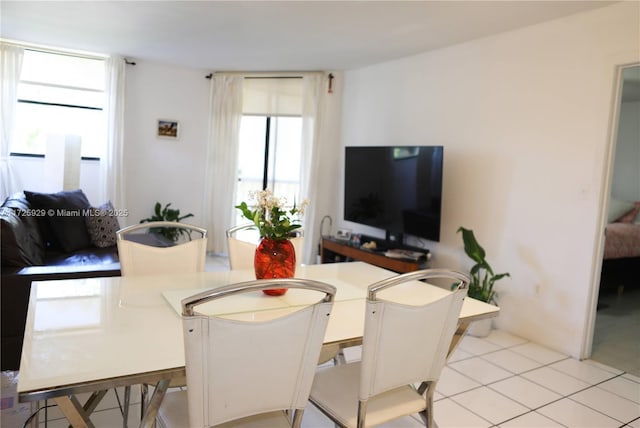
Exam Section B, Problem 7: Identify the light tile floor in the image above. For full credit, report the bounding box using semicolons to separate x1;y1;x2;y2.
2;257;638;427
5;329;635;428
591;286;640;377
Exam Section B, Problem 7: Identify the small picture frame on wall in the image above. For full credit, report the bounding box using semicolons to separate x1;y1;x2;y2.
157;119;179;139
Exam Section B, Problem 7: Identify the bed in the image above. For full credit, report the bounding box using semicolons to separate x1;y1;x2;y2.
601;199;640;291
604;222;640;260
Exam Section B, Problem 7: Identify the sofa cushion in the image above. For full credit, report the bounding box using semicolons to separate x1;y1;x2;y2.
85;201;120;248
24;189;92;252
2;192;44;242
0;206;44;266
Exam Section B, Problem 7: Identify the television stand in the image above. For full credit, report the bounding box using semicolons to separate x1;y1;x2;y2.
320;235;429;273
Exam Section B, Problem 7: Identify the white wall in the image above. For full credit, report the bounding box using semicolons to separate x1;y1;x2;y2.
339;2;640;358
122;61;210;228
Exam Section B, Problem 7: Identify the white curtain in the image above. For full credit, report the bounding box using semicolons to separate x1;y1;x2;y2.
0;43;24;200
203;74;244;253
299;73;327;264
100;56;126;210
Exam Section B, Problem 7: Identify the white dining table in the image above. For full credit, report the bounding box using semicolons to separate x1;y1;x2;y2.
17;262;498;428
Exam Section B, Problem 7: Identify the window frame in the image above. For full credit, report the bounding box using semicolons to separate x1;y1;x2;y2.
10;48;106;161
235;113;304;228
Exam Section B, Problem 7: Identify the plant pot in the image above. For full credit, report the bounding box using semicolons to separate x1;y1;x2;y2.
466;318;492;337
254;238;296;296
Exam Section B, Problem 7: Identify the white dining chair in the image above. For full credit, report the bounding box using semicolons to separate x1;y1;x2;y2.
116;220;208;426
226;224;333;360
309;269;470;428
226;223;304;270
117;221;208;276
226;223;259;270
156;278;336;428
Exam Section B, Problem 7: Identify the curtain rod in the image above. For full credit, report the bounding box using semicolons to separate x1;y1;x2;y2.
205;70;325;79
206;74;302;80
204;71;335;93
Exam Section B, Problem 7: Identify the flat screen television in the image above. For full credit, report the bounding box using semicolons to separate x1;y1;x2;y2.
344;146;443;242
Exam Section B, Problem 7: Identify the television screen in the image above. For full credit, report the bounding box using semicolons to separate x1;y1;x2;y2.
344;146;443;242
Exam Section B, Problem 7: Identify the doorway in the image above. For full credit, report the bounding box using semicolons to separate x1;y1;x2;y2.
588;64;640;376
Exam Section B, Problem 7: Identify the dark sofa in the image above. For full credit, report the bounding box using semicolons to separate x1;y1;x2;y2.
1;190;121;370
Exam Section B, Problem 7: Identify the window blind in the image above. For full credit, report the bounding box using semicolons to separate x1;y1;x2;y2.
242;77;303;116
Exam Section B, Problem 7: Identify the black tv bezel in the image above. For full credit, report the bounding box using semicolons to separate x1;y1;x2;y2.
343;145;443;243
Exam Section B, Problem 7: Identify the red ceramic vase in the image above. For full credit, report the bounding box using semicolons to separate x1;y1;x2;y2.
254;238;296;296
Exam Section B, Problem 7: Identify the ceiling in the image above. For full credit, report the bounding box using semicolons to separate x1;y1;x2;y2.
1;1;616;72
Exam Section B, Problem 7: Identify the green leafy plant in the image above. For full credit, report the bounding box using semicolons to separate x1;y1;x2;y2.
236;189;308;240
456;227;510;303
140;202;194;242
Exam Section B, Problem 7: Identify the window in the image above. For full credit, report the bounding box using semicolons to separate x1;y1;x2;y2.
234;77;304;225
236;115;302;202
11;49;105;159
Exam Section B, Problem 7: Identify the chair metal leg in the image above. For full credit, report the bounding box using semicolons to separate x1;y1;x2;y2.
356;400;367;428
291;409;305;428
418;381;435;427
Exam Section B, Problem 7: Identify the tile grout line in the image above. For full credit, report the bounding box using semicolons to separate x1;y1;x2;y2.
563;372;640;425
442;335;637;427
486;370;638;426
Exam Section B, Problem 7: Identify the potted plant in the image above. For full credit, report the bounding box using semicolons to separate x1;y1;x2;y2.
140;202;194;242
235;190;307;241
457;226;510;336
236;189;308;295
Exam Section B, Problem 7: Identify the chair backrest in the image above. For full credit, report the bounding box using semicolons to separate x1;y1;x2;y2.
291;234;304;265
226;224;304;270
226;224;258;270
359;269;469;401
116;221;208;276
181;279;335;427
